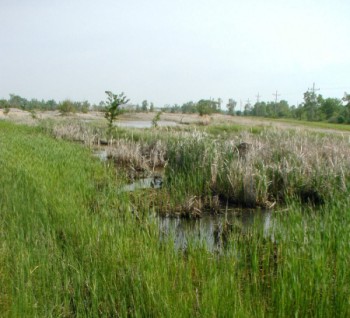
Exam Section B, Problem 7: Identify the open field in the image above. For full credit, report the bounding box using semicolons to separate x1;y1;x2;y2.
1;112;350;316
2;108;350;135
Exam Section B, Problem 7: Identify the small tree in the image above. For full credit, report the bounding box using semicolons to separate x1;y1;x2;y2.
104;91;129;132
152;111;162;128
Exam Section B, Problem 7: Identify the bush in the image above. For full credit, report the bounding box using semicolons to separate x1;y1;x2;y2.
58;100;76;115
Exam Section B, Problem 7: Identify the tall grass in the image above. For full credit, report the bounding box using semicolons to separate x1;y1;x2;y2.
2;121;349;316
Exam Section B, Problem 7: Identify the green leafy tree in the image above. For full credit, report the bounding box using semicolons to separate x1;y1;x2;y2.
152;111;162;128
197;99;216;116
104;91;129;132
0;99;9;109
9;94;28;110
252;102;267;117
320;98;342;121
342;92;350;123
276;100;290;117
181;101;196;113
243;101;252;116
150;102;154;112
303;91;323;121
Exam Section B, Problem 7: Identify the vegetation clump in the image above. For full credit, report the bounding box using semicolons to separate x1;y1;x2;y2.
104;91;129;134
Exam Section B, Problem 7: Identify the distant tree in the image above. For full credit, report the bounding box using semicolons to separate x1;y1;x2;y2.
197;99;215;116
141;100;148;112
243;101;252;116
104;91;129;132
3;103;10;115
226;99;237;115
170;104;181;113
217;98;223;112
320;98;342;121
46;99;57;110
252;102;267;117
293;104;305;120
342;92;350;123
58;99;76;115
150;102;154;112
9;94;28;110
0;99;9;109
181;101;196;113
79;101;90;113
343;92;350;107
303;91;323;121
276;100;290;117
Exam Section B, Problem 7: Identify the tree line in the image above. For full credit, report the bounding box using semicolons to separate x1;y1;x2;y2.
1;90;350;124
0;94;103;114
162;91;350;124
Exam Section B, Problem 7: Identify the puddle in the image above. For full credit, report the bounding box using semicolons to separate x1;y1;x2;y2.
93;149;108;161
159;210;272;252
114;120;178;128
120;176;163;192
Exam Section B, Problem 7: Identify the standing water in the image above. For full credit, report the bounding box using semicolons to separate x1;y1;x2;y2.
159;210;273;252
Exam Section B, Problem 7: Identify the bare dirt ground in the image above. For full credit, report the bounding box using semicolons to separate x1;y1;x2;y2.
1;108;349;136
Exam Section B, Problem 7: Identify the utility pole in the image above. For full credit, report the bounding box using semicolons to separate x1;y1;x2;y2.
308;82;320;100
308;82;320;120
256;92;261;103
272;90;280;117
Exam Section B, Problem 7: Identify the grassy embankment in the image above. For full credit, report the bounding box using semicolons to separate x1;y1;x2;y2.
258;116;350;132
1;120;350;316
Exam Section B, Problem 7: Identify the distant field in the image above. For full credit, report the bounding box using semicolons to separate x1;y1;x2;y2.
1;108;350;134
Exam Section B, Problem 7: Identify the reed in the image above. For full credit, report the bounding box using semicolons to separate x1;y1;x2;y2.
2;120;349;316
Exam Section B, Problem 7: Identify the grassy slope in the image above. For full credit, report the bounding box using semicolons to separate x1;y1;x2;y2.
256;116;350;132
1;121;350;317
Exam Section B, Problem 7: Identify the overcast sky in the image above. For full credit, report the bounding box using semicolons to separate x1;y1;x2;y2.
1;0;349;109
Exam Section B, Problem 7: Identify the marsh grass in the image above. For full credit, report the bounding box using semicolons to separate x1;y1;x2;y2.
1;121;350;316
39;119;350;214
162;127;350;214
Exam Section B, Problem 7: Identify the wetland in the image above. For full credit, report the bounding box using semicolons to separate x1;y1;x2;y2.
1;111;350;317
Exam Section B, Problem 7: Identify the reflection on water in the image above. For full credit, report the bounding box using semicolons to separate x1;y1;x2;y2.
159;210;272;251
93;149;108;161
120;177;162;192
114;120;178;128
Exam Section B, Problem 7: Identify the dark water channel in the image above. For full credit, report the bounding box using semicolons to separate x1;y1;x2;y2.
159;210;272;252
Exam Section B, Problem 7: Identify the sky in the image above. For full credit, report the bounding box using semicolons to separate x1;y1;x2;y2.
1;0;349;109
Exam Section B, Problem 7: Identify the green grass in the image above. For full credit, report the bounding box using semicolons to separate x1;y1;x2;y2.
1;121;350;317
257;116;350;132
